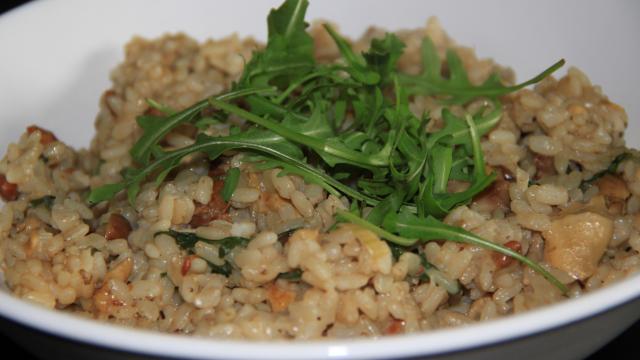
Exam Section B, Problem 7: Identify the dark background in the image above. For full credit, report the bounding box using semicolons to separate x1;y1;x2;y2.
0;1;637;359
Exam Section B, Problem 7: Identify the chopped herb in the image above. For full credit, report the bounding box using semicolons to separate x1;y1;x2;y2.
155;230;204;251
30;195;55;209
155;230;250;277
580;152;632;191
388;242;406;260
217;236;251;257
416;252;433;281
277;269;303;281
203;260;234;277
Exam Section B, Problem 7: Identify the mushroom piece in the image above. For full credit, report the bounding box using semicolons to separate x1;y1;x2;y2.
595;174;630;201
542;212;613;280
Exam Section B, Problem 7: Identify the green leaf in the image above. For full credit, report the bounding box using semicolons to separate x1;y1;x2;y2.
336;209;415;246
87;182;128;205
146;98;176;115
221;167;241;202
356;179;395;197
323;24;381;85
366;190;405;226
130;87;276;165
208;98;388;169
426;103;502;149
249;155;379;206
239;0;315;87
399;36;565;104
420;108;499;217
362;32;405;83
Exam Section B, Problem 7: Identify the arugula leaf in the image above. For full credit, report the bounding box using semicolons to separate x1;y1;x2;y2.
221;167;241;202
131;87;276;165
366;190;405;226
323;24;380;85
90;130;375;205
421;110;498;217
362;32;405;83
399;36;565;104
146;98;176;115
238;0;315;88
208;97;389;168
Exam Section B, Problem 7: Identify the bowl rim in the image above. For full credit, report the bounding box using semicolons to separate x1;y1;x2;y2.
1;1;640;359
1;271;639;360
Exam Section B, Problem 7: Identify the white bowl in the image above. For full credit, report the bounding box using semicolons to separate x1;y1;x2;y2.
1;1;639;359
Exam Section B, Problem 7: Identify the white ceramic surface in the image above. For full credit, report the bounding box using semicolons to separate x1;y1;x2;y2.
1;1;639;359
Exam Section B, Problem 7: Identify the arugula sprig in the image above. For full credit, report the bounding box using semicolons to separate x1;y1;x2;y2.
399;36;565;104
131;86;277;165
88;0;567;292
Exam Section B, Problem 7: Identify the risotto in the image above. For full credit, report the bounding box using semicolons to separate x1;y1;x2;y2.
0;0;638;340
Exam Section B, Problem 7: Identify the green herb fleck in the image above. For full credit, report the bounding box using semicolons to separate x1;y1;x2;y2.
30;195;56;209
580;152;632;191
277;269;303;281
156;230;250;277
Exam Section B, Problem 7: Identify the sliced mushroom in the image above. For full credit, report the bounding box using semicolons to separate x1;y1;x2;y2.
595;174;630;200
542;212;613;280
